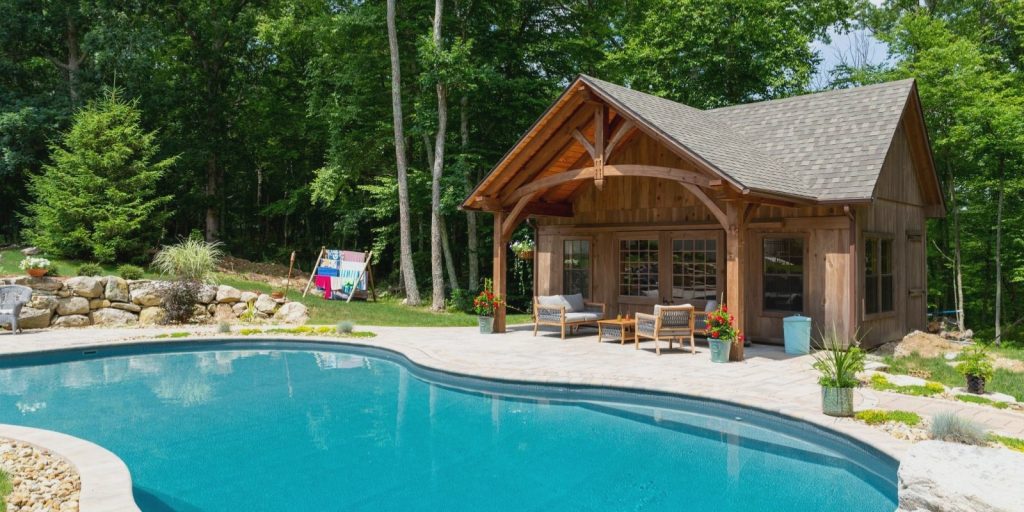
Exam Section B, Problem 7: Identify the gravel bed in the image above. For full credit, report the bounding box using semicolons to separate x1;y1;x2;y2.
0;439;80;512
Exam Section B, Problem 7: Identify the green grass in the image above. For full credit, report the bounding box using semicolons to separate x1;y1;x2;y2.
868;373;946;396
990;434;1024;453
0;249;160;278
215;275;532;327
154;332;191;339
885;352;1024;401
955;393;1010;409
854;409;922;426
0;468;11;512
235;325;376;338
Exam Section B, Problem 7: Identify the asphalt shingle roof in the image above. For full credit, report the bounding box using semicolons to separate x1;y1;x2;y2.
580;75;915;202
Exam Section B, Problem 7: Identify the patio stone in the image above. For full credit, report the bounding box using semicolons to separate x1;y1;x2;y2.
897;441;1024;512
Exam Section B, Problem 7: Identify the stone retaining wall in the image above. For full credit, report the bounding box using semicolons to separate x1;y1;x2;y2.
0;276;308;329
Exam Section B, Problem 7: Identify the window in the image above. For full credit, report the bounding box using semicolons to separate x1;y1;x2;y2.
562;240;590;298
763;238;804;312
672;239;718;301
865;237;894;314
619;239;659;297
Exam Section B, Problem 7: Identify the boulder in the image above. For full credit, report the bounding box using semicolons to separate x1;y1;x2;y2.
231;302;248;316
27;294;59;312
254;294;277;314
197;285;217;304
272;302;308;324
20;246;40;256
215;285;242;303
65;276;103;298
56;297;90;316
213;303;236;322
53;315;91;328
109;302;142;313
191;304;211;323
90;308;138;326
89;298;111;310
16;307;52;329
239;291;258;304
105;277;130;303
897;441;1024;512
139;307;167;326
130;281;167;307
11;276;63;292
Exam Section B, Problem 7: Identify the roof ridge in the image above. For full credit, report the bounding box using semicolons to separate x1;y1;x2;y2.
708;78;915;113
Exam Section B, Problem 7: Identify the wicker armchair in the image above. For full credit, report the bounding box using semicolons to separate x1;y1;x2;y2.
0;285;33;334
533;294;606;340
693;300;718;336
635;304;696;355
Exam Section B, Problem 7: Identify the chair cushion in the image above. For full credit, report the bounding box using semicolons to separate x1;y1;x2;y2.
564;312;600;323
564;293;585;313
704;300;718;312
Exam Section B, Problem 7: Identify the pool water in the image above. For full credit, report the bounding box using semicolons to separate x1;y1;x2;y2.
0;342;896;511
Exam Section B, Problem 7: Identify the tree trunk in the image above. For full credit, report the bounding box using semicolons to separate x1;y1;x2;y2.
462;95;479;291
64;16;83;106
429;0;447;311
441;216;460;290
950;169;965;333
205;155;220;241
387;0;421;305
994;156;1005;345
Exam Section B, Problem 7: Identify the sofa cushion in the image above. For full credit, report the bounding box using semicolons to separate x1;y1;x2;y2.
537;295;572;310
564;312;600;323
564;293;585;312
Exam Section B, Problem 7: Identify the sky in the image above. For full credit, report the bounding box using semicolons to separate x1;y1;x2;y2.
811;1;891;88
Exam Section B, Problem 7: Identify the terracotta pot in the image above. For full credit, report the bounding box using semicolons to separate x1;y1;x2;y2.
271;291;285;300
27;268;48;278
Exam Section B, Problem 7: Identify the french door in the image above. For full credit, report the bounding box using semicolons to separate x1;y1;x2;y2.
616;230;724;315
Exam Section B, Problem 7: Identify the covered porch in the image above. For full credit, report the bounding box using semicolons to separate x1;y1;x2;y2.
464;76;857;361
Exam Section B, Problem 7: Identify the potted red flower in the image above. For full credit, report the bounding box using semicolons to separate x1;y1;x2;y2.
706;305;741;363
473;280;504;334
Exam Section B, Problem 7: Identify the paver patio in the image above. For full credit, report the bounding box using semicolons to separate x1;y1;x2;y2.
2;323;1023;459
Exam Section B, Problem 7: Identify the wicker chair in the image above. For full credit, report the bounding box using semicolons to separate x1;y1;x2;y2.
533;294;606;340
0;285;33;334
634;304;696;355
693;300;718;336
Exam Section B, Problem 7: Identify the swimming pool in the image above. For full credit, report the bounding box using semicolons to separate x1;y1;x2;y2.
0;341;896;511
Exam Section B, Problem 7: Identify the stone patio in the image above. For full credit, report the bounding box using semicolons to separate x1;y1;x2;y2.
1;322;1023;460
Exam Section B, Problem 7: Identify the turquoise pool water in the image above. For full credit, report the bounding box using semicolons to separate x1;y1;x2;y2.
0;342;896;511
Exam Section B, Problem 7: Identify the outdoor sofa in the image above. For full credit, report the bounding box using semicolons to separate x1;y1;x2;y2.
533;294;606;339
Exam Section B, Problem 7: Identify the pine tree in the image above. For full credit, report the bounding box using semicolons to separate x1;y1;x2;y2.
22;89;175;262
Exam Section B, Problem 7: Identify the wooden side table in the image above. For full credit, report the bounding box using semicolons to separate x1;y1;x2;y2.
597;318;636;345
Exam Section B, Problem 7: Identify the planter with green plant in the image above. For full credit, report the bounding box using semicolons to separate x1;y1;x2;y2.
473;279;504;334
511;238;535;260
812;327;865;417
19;257;52;277
706;305;742;363
957;344;994;395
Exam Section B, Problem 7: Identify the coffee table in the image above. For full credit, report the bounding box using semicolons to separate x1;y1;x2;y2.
597;318;636;345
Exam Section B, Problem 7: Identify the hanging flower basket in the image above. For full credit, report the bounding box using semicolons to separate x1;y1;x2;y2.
516;249;534;260
510;239;535;261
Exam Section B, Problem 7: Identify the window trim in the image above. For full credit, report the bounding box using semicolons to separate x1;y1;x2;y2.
863;233;896;319
760;234;808;316
560;237;593;299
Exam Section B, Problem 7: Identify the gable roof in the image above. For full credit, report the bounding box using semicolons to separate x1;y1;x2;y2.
463;75;942;212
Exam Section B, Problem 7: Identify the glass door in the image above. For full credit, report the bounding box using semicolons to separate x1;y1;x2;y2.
668;231;724;309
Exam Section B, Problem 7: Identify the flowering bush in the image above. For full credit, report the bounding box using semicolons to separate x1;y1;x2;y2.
706;305;742;343
19;257;52;271
473;280;504;317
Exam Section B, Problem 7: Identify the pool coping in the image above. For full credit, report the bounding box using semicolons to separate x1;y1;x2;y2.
0;423;140;512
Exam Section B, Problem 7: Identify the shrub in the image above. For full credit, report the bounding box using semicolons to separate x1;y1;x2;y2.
930;412;987;445
337;321;354;334
854;409;922;426
77;262;103;276
240;301;258;323
21;90;174;262
217;322;231;334
152;238;223;283
956;344;994;381
447;288;474;313
163;280;200;324
812;326;865;388
117;264;145;280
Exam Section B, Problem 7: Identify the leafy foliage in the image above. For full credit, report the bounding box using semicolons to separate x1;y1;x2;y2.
117;264;145;280
812;326;865;387
77;262;103;276
21;90;173;262
868;374;946;397
152;238;223;283
956;344;995;381
955;394;1009;409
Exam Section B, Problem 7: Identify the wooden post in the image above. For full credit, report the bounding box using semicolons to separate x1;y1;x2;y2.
302;246;326;297
493;210;508;333
726;201;746;361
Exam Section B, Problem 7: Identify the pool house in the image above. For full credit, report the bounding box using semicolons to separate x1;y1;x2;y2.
462;76;945;358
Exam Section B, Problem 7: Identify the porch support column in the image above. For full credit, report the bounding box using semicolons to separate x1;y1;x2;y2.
492;210;508;333
725;200;746;361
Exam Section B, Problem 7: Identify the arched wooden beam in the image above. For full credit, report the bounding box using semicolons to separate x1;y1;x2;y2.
680;182;728;229
504;164;711;204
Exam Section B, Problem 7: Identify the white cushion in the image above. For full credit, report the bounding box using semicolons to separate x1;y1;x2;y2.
704;300;718;312
537;295;572;310
653;304;692;316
